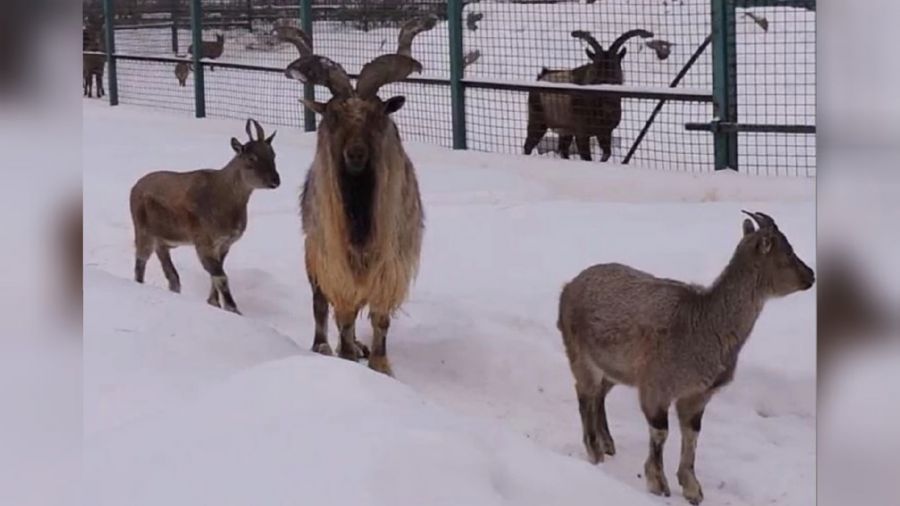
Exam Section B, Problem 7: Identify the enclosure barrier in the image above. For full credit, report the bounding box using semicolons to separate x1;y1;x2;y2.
84;0;815;176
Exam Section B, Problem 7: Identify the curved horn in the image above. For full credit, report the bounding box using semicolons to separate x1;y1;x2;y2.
356;54;423;98
246;118;264;141
571;30;603;54
741;210;777;230
273;25;313;57
608;28;654;54
286;55;354;98
397;15;437;57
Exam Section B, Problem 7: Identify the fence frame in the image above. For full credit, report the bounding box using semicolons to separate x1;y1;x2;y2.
94;0;816;174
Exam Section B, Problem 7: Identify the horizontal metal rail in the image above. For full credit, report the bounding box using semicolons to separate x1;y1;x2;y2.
463;78;713;102
685;122;815;134
105;53;718;102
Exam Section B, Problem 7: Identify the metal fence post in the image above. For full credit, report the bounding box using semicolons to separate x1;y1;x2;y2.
300;0;316;132
190;0;206;118
711;0;737;170
102;0;119;106
447;0;467;150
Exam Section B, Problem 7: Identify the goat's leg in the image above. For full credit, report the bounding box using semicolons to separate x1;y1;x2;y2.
572;364;605;463
641;390;671;497
523;92;547;155
83;73;89;97
309;279;333;356
197;245;240;315
335;308;362;362
155;245;181;293
575;135;592;161
133;233;153;284
675;392;712;505
524;123;548;155
596;130;612;162
368;312;393;376
97;73;105;98
577;389;604;463
596;377;617;456
558;134;573;159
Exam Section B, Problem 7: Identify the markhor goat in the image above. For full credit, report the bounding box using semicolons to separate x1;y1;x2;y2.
283;17;435;376
558;211;814;504
130;119;279;315
524;29;652;161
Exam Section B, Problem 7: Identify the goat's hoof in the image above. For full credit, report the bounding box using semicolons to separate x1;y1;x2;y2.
355;341;370;359
646;467;671;497
602;439;616;456
207;297;221;308
224;305;242;316
678;469;703;504
337;345;361;362
368;355;394;376
312;342;334;356
583;438;604;464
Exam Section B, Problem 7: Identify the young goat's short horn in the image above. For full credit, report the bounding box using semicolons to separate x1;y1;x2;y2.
741;210;776;230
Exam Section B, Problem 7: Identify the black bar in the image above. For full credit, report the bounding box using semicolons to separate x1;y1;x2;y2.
112;54;451;86
734;0;815;10
102;0;118;105
623;34;713;165
685;122;816;134
462;80;713;102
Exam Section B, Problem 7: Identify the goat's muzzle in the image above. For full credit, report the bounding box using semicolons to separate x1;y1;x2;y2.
343;143;370;175
798;261;815;290
268;173;281;189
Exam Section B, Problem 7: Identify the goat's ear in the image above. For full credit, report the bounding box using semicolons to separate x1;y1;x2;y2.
265;131;277;145
618;47;627;59
585;49;596;60
742;218;755;236
300;99;326;115
231;137;243;153
758;234;773;255
384;96;406;114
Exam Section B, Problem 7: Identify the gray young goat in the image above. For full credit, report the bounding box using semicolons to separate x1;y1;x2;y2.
557;211;814;504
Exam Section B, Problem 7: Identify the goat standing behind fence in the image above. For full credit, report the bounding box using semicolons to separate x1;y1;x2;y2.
83;25;106;98
524;29;652;161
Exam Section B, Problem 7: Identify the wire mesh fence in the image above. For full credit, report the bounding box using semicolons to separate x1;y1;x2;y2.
84;0;816;176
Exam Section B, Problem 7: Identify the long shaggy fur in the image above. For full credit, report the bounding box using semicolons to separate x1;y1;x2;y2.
301;122;423;315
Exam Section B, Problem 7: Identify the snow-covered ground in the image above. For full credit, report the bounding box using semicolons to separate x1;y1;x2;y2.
83;101;815;505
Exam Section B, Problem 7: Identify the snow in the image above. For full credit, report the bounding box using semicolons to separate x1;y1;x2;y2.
83;101;815;505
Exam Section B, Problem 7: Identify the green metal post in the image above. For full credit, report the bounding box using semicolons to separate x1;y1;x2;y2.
711;0;738;170
300;0;316;132
447;0;467;150
102;0;118;106
190;0;206;118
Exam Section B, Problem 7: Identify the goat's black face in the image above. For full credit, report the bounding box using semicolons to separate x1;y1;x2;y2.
307;95;405;176
585;48;626;85
231;134;280;189
740;216;815;296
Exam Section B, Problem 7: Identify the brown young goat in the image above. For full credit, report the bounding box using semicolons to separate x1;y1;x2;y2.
129;119;279;315
188;33;225;71
174;61;192;87
524;29;652;161
284;16;435;376
558;211;814;504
